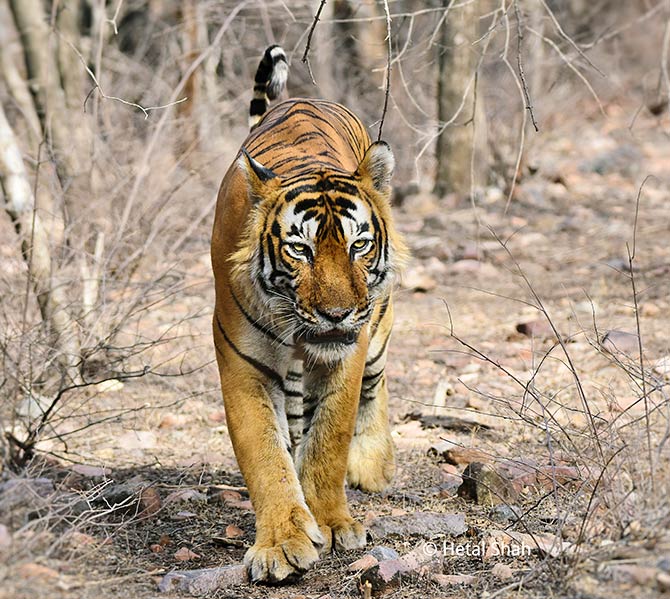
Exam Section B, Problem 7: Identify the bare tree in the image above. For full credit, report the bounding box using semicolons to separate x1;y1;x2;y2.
433;0;489;198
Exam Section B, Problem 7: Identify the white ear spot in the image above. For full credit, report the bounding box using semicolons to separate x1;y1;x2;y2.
357;141;395;192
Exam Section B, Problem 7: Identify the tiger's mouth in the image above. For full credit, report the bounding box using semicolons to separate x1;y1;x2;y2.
304;329;358;345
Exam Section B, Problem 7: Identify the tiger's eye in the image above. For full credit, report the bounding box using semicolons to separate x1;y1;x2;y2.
351;239;372;252
292;243;308;254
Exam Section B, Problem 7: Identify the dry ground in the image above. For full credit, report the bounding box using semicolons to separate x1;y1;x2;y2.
2;103;670;599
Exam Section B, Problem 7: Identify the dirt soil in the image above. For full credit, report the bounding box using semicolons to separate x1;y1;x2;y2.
2;105;670;599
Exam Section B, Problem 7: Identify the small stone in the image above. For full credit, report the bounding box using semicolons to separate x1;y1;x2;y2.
0;524;12;552
657;571;670;592
158;413;181;429
67;532;98;547
536;465;582;489
600;330;640;357
360;559;405;593
458;463;518;506
490;504;522;524
369;546;400;561
225;524;244;538
431;573;476;586
491;563;514;580
654;356;670;380
609;564;658;586
640;302;660;317
348;554;379;571
157;564;248;593
17;563;59;580
70;464;109;477
401;267;437;292
368;511;467;540
427;443;492;465
173;511;197;520
150;544;164;553
165;489;208;504
515;320;556;340
174;547;200;562
139;487;162;518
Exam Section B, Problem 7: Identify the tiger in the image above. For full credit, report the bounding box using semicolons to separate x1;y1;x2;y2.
211;45;407;583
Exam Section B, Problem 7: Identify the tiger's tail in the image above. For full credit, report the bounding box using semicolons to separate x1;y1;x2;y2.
249;45;288;130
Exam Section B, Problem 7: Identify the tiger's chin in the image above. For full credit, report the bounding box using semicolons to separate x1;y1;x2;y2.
300;328;361;364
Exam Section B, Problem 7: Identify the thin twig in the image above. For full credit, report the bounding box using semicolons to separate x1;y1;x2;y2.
514;0;539;132
377;0;392;141
627;175;656;492
301;0;327;85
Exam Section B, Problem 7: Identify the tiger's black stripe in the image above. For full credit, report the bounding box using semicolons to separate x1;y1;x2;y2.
215;314;285;390
230;290;290;347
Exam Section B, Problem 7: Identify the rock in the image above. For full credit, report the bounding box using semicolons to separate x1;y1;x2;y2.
654;356;670;380
484;529;569;558
407;412;491;432
428;443;492;466
139;487;162;518
600;330;640;357
359;541;441;594
458;463;518;506
431;573;476;586
657;571;670;592
360;559;406;592
450;259;499;277
224;524;244;538
440;463;463;493
0;524;12;552
489;504;522;524
367;511;467;540
70;464;109;477
536;465;582;489
497;459;538;490
17;563;60;580
401;266;437;292
515;320;556;340
580;144;642;177
640;302;660;317
174;547;201;562
491;563;514;580
173;511;197;520
66;531;99;548
165;489;208;504
369;546;400;561
348;554;379;572
157;564;248;594
608;564;658;587
0;478;55;512
118;430;157;450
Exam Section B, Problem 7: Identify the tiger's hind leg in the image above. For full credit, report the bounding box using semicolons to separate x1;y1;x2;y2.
346;298;396;492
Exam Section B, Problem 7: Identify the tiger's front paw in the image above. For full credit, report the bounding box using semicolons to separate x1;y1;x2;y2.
346;430;395;492
244;505;324;584
319;517;367;554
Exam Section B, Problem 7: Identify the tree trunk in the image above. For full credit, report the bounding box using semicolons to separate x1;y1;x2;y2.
8;0;92;187
433;1;488;198
0;102;81;383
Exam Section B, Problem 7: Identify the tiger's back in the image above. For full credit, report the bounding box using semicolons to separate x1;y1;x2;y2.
246;98;370;175
211;45;406;584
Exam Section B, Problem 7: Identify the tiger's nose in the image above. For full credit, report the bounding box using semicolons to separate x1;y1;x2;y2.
316;307;353;324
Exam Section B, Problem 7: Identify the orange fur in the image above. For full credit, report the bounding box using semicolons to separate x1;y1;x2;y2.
211;53;406;583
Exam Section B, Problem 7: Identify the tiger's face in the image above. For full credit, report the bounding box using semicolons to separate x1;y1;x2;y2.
236;142;404;362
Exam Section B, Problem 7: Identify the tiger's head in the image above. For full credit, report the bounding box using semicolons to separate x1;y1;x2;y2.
232;142;407;363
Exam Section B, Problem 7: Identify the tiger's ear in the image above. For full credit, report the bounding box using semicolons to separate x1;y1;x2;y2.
355;141;395;194
238;148;279;204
